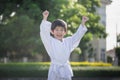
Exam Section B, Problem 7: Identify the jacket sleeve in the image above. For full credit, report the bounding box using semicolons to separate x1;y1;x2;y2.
69;24;88;52
40;20;52;55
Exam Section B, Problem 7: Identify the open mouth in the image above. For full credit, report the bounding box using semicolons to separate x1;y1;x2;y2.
56;35;62;37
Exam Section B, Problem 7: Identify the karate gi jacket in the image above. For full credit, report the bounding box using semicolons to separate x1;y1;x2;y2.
40;20;87;79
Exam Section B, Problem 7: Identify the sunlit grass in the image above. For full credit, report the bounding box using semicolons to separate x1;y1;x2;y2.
70;61;112;67
0;61;112;67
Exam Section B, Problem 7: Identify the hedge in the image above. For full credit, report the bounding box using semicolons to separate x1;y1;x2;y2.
0;62;120;78
115;47;120;65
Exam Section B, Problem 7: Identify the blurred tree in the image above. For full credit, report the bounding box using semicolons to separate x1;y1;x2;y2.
115;47;120;65
0;0;107;61
0;15;40;58
117;34;120;42
79;0;107;61
0;0;43;59
58;0;107;61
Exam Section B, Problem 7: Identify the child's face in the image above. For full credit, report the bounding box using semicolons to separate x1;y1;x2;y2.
51;26;66;41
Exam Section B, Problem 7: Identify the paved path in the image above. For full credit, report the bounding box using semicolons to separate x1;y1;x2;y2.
0;77;120;80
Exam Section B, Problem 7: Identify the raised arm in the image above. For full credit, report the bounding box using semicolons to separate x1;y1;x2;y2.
40;10;52;55
69;16;89;51
40;10;51;33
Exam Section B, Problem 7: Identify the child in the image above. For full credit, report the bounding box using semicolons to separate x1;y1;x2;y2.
40;10;88;80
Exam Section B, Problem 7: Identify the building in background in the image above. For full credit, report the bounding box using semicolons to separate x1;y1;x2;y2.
106;0;120;65
90;0;112;62
91;0;120;62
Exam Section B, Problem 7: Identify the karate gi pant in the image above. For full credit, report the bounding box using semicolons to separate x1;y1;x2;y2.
47;63;73;80
48;71;72;80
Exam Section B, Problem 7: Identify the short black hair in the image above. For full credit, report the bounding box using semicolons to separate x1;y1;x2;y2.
51;19;67;32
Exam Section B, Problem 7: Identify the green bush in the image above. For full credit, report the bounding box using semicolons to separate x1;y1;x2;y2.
115;47;120;66
0;62;120;78
0;62;49;77
70;61;112;67
107;56;113;63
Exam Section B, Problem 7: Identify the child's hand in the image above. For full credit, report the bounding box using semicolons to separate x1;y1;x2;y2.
81;16;89;26
82;16;89;22
42;10;49;20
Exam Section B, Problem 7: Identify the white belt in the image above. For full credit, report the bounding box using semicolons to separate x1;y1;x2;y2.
51;61;73;79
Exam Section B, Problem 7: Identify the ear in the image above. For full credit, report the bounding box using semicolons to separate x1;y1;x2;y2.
64;30;67;35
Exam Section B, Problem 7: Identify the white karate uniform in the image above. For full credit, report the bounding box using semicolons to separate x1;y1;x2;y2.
40;20;87;80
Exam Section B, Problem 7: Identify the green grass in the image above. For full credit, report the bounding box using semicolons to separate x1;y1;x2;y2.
0;62;120;78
